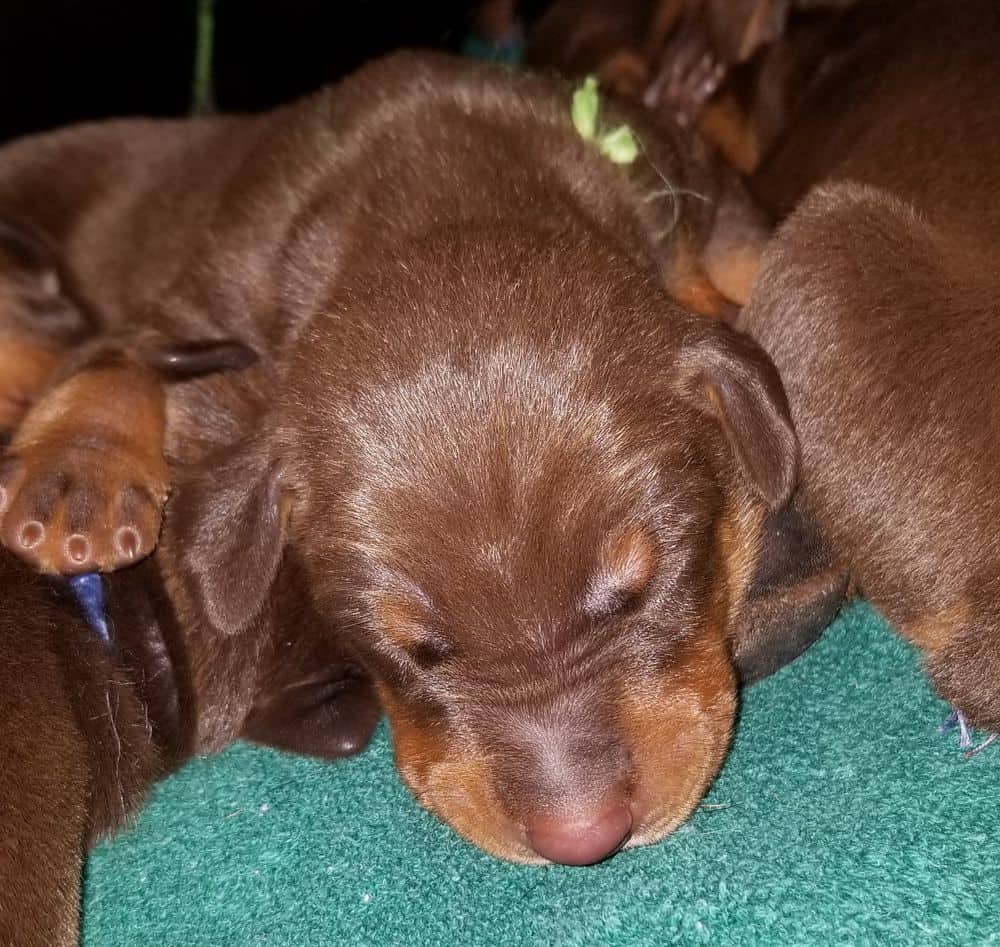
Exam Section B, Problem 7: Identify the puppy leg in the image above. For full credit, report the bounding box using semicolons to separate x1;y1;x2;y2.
242;598;382;760
645;10;728;128
0;337;63;430
698;168;771;308
644;0;790;128
696;90;762;174
731;500;848;684
0;337;255;575
666;171;771;318
0;350;169;574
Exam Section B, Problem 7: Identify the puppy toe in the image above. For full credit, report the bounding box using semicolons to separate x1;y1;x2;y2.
108;483;163;569
54;482;111;573
64;533;94;569
0;468;71;572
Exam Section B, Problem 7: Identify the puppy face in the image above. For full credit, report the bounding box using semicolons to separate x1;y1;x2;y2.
311;350;739;863
176;248;794;865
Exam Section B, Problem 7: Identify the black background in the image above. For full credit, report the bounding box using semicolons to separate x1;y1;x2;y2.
0;1;545;143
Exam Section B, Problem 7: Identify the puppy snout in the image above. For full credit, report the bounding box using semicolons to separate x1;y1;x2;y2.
525;798;633;865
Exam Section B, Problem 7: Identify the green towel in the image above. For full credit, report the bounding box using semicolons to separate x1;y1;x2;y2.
82;601;1000;946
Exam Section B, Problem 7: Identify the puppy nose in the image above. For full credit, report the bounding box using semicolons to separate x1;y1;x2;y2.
525;801;633;865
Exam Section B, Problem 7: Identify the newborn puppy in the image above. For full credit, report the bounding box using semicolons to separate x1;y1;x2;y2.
163;52;840;864
740;0;1000;739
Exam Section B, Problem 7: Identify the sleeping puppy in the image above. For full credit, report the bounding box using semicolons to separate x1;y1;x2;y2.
740;0;1000;741
0;58;769;577
1;52;839;871
155;52;842;864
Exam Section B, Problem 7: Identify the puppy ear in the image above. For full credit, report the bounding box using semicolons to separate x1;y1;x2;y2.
676;325;797;509
168;437;290;635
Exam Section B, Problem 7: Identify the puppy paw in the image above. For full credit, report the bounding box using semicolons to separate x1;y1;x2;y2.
243;674;383;761
938;709;998;759
644;18;726;126
0;438;167;575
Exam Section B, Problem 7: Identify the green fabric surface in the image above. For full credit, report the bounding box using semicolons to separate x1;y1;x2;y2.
81;602;1000;946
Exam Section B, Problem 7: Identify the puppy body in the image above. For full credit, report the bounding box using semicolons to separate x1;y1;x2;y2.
740;0;1000;726
160;53;839;862
0;50;770;575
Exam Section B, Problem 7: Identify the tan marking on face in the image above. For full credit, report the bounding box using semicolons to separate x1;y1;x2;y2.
377;502;749;863
376;597;431;651
588;524;659;612
380;619;739;863
379;685;537;862
607;525;658;591
619;626;737;847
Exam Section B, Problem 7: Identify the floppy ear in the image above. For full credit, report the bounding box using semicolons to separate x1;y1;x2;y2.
676;324;797;509
168;436;291;635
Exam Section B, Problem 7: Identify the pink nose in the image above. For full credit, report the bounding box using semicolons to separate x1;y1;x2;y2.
525;801;633;865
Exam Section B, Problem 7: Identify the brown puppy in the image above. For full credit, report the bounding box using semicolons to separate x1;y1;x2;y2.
740;0;1000;735
1;53;838;871
149;52;842;864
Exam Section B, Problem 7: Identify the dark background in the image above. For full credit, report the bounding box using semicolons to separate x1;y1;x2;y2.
0;1;547;144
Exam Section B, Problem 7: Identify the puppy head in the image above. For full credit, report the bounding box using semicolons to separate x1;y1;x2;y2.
174;251;795;864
